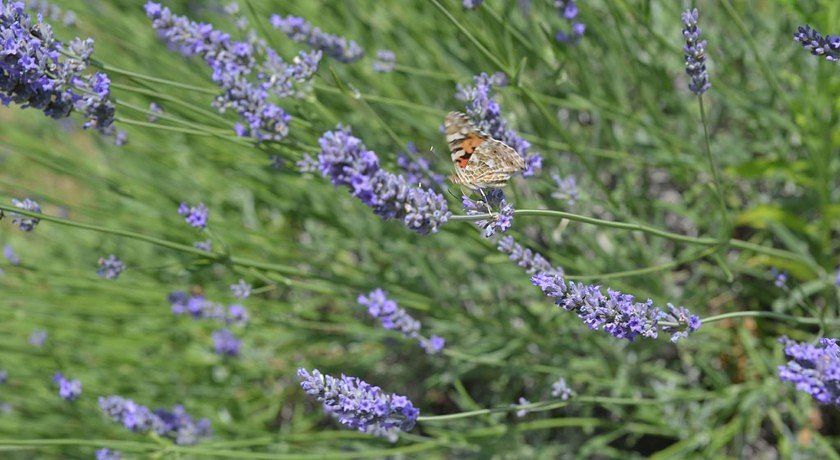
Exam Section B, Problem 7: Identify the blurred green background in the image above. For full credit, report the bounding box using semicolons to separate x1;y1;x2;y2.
0;0;838;457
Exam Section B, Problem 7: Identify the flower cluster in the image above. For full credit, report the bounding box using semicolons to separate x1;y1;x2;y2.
269;15;363;63
554;1;585;43
52;372;82;401
178;202;208;229
230;279;251;299
497;236;561;275
551;377;574;400
99;396;212;445
3;245;20;265
462;0;483;9
357;288;445;354
778;337;840;406
455;73;541;176
771;268;787;288
195;239;212;252
146;2;322;141
397;142;444;189
531;271;701;342
10;198;41;232
28;329;47;347
97;254;125;280
147;102;163;122
297;368;419;441
168;291;247;357
372;49;395;73
316;126;451;235
26;0;76;27
462;189;514;238
793;25;839;63
0;4;115;131
212;329;241;356
681;8;710;95
168;291;249;326
95;449;121;460
551;174;578;206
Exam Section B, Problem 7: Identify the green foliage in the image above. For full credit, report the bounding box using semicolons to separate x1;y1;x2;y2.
0;0;838;457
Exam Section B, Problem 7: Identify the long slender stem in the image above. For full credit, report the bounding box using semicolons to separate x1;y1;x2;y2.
451;209;810;266
93;60;217;95
698;96;732;236
699;311;840;326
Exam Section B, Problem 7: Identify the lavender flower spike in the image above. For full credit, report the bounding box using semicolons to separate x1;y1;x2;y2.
99;395;211;445
95;449;122;460
358;288;444;355
372;49;396;73
297;368;419;441
97;254;126;280
794;25;840;63
270;15;363;63
681;8;710;95
316;126;450;235
497;236;559;275
554;1;585;43
53;373;82;401
462;189;513;238
178;202;208;229
778;337;840;406
10;198;41;232
531;271;700;342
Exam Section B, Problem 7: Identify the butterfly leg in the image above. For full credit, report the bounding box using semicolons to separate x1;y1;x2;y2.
478;187;495;216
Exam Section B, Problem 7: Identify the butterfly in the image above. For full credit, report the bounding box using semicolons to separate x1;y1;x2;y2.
444;111;525;189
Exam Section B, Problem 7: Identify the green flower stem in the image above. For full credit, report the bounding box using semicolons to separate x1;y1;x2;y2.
698;311;840;327
110;82;234;129
114;99;231;135
450;209;811;266
418;394;711;422
698;95;732;237
0;204;304;277
93;60;218;95
428;0;509;73
564;247;719;281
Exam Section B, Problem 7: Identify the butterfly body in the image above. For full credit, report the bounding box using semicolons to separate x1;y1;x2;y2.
444;112;524;189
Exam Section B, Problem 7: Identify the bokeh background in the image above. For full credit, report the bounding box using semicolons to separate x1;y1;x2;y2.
0;0;838;457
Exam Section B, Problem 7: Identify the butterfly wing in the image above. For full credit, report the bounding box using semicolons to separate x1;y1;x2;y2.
444;111;525;189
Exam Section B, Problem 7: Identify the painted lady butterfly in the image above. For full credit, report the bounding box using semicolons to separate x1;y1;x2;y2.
444;111;525;189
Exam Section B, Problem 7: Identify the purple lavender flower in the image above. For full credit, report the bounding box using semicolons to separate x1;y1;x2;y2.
551;377;573;400
297;368;419;441
3;245;20;265
178;202;208;229
212;329;241;356
419;335;445;354
52;372;82;401
146;3;320;142
835;268;840;287
99;396;211;445
26;1;76;27
455;73;541;176
230;279;251;299
551;174;578;206
373;49;396;73
0;369;8;384
771;268;788;288
778;337;840;406
554;1;585;43
227;304;249;325
497;236;560;275
515;397;530;417
462;189;513;238
270;15;363;63
397;142;444;188
95;448;122;460
148;102;163;122
194;239;212;252
681;8;710;95
531;271;700;342
462;0;483;9
794;25;840;63
0;4;115;131
10;198;41;232
296;153;319;173
113;129;128;146
358;289;444;355
28;329;47;347
97;254;125;280
316;126;450;235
